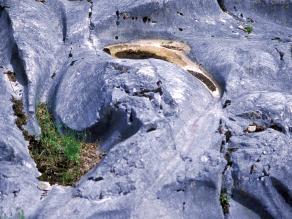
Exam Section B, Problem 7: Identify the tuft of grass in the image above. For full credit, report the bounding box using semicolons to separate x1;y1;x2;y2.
11;98;101;186
244;25;253;34
29;104;101;185
220;190;230;215
36;104;81;162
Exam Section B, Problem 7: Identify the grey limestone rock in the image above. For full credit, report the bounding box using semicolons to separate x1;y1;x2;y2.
0;0;291;218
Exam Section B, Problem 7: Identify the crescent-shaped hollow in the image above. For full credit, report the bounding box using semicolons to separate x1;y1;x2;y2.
104;40;222;98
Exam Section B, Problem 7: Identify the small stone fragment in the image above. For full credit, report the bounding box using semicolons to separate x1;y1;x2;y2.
247;125;257;133
38;181;51;191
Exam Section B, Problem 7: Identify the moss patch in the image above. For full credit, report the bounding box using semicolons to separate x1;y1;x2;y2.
244;25;253;34
11;99;101;186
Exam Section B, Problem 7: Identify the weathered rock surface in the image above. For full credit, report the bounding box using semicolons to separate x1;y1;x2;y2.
0;0;291;218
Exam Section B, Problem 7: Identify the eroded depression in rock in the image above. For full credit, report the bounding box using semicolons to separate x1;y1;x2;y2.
104;39;222;98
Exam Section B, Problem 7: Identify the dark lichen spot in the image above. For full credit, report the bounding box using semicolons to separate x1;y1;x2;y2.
51;72;56;79
35;0;46;3
223;100;231;108
146;127;156;133
70;60;77;66
88;176;104;182
271;37;281;41
142;16;151;23
177;11;184;16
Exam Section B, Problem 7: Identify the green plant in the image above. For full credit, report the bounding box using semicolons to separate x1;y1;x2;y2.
28;104;101;185
220;190;230;215
36;104;81;162
11;98;101;185
244;25;253;34
18;209;25;219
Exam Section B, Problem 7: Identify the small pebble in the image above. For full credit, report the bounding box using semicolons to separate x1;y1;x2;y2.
247;125;257;132
38;181;51;191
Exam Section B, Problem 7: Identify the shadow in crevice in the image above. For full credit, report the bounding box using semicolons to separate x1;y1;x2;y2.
0;8;28;87
10;43;29;87
231;188;274;219
59;3;67;42
271;177;292;207
83;107;142;152
88;209;130;219
217;0;226;12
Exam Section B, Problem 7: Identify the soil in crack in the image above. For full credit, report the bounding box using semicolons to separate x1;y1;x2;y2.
11;99;101;186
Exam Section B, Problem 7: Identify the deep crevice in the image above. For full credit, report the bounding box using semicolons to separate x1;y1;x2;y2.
217;0;227;12
275;48;284;61
271;177;292;207
146;127;156;133
218;121;233;215
60;3;67;42
187;70;216;92
1;7;29;88
10;43;29;87
232;189;274;219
